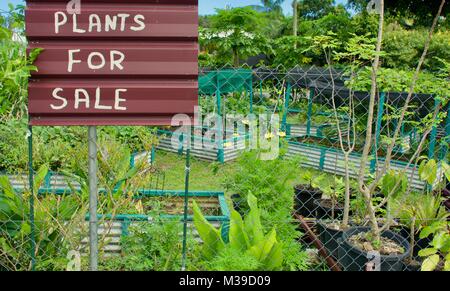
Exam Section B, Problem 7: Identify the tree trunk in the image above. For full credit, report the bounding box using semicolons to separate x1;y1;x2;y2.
233;48;239;67
358;0;385;244
342;153;351;228
293;1;298;49
293;1;298;37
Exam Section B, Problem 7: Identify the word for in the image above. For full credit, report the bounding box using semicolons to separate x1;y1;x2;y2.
68;49;125;72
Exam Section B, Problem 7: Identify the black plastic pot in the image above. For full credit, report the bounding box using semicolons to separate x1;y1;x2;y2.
402;260;421;272
338;227;410;271
294;185;322;218
314;199;344;220
316;221;344;260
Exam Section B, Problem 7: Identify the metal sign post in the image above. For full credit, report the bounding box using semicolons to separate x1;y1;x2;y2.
88;126;98;271
181;146;191;271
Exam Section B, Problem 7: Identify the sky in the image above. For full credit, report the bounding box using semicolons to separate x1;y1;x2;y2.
1;0;348;15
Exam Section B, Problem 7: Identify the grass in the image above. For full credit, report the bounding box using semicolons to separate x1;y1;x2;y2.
151;149;329;195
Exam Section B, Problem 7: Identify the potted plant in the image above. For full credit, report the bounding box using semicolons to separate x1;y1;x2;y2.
338;167;413;271
335;0;446;271
294;171;324;217
314;177;346;220
395;192;449;271
314;177;348;259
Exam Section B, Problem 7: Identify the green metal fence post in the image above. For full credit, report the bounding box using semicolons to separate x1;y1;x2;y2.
27;125;36;271
306;88;314;136
428;97;440;160
150;145;156;165
130;152;136;168
371;92;386;173
181;148;191;271
282;83;291;133
216;72;224;163
178;132;184;156
249;78;254;114
439;103;450;162
259;80;263;103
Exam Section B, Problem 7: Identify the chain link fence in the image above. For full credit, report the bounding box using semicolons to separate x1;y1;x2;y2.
1;66;449;271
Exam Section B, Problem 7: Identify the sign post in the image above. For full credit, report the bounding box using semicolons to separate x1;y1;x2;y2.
25;0;199;271
87;126;98;271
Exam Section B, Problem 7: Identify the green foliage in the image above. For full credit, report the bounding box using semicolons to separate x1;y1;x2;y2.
392;158;449;241
201;7;271;67
0;119;86;172
101;220;187;271
260;0;285;13
300;169;326;189
348;0;449;27
297;0;337;20
0;4;40;119
271;36;314;68
418;221;450;271
0;164;84;270
192;199;225;259
0;118;156;172
204;246;262;271
419;159;438;185
223;150;310;270
317;176;346;204
348;67;450;97
193;193;283;271
380;170;408;199
395;192;449;233
383;27;450;71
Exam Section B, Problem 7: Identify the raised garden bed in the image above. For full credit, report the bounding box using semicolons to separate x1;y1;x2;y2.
286;140;426;191
156;127;247;163
34;188;231;256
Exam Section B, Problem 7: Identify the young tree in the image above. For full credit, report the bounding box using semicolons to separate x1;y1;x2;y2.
356;0;447;243
204;7;270;67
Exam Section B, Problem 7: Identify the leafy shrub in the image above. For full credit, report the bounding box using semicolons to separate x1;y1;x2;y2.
0;164;85;271
348;67;450;97
0;119;85;172
419;221;450;271
223;151;310;270
204;246;261;271
271;36;314;68
383;26;450;72
101;220;187;271
0;118;156;172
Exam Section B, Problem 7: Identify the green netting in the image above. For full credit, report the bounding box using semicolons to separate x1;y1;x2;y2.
199;69;253;95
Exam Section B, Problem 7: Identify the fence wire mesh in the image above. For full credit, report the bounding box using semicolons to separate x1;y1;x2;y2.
1;66;449;271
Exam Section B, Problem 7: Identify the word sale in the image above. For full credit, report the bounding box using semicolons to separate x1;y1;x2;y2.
51;88;127;111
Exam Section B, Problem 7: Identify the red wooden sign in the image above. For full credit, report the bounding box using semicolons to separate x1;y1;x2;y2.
26;0;198;125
